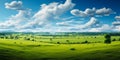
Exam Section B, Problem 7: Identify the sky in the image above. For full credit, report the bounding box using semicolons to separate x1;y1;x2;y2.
0;0;120;32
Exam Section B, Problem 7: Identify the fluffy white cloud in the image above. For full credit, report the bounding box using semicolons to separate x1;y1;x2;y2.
56;20;73;26
112;16;120;26
0;10;31;29
85;8;96;16
83;17;97;28
68;17;99;31
71;9;87;17
5;1;23;10
56;22;69;26
78;17;98;29
0;1;31;29
22;0;75;29
112;22;120;26
96;7;113;16
88;24;111;32
113;26;120;31
71;7;114;17
71;8;95;17
115;16;120;20
111;15;120;32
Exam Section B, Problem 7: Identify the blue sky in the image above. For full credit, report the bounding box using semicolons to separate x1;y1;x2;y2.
0;0;120;32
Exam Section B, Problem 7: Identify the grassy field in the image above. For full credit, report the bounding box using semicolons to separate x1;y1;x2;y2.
0;35;120;60
31;35;120;44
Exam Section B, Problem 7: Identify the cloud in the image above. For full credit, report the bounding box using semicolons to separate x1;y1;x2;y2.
84;24;111;32
113;26;120;31
56;22;69;26
68;17;99;31
0;1;31;29
112;16;120;26
66;24;112;32
112;22;120;26
115;16;120;20
1;0;119;32
0;10;31;29
70;8;96;17
71;9;87;17
111;15;120;32
96;7;113;16
83;17;98;28
5;1;23;10
22;0;75;29
56;20;73;26
71;7;114;17
78;17;99;29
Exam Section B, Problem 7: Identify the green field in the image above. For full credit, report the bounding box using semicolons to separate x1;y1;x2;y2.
0;33;120;60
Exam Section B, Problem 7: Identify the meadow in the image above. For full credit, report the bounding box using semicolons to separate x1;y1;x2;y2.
0;32;120;60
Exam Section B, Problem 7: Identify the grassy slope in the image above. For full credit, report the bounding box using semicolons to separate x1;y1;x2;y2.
0;39;120;60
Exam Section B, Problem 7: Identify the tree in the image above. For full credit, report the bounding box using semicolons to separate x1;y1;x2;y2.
104;34;111;44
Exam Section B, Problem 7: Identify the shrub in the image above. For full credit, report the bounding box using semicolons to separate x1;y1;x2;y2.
70;48;76;51
38;45;41;46
81;40;89;44
94;37;96;38
77;42;80;44
84;40;88;43
15;36;19;39
50;38;52;41
25;38;30;40
5;36;8;39
112;38;116;41
32;39;35;41
66;40;69;42
57;42;60;44
14;42;16;44
0;36;4;39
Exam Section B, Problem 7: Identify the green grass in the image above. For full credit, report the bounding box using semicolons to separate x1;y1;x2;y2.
34;36;120;44
0;38;120;60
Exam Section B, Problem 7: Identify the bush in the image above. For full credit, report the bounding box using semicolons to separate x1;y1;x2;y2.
112;38;116;41
14;42;16;44
50;38;52;41
32;39;35;41
119;38;120;41
38;45;41;46
15;36;19;39
84;40;88;43
57;42;60;44
5;36;8;39
81;40;89;44
70;48;76;51
25;38;30;40
66;40;69;42
94;37;96;38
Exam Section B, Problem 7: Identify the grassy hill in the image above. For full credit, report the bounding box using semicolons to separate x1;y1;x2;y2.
0;39;120;60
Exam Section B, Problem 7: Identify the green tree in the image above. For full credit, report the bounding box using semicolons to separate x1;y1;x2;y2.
104;34;111;44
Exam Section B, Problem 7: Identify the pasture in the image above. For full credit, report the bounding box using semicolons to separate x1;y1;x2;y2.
0;33;120;60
